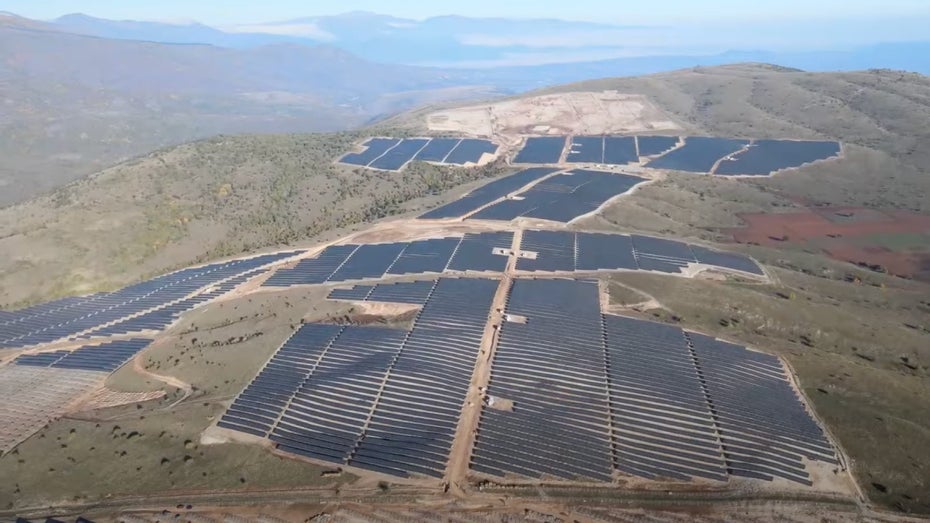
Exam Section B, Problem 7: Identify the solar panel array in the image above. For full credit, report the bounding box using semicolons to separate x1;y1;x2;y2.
471;279;838;485
688;332;838;484
715;140;842;176
636;136;680;157
328;280;435;305
1;365;106;454
513;136;567;164
511;135;838;175
645;137;750;173
219;277;499;478
0;252;300;349
14;339;152;372
469;170;646;223
514;230;764;276
604;315;728;482
418;168;559;220
520;135;679;167
264;233;513;288
74;269;267;339
473;279;614;481
340;137;499;171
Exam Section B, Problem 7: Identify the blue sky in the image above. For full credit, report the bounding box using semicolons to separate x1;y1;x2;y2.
5;0;930;25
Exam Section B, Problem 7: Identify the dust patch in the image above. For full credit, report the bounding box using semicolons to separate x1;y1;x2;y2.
427;91;682;139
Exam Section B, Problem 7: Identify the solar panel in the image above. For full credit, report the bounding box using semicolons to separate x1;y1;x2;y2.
263;246;358;287
387;238;460;275
445;139;498;165
469;170;646;223
604;136;638;165
340;138;401;166
576;232;638;271
327;243;407;282
689;332;837;485
690;246;764;275
446;232;513;272
413;138;461;162
513;136;567;164
636;136;680;157
418;168;559;220
603;315;728;482
714;140;841;176
646;137;750;173
566;136;604;163
368;139;430;171
473;279;614;482
516;230;575;272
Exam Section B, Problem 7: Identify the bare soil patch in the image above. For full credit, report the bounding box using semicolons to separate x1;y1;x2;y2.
427;91;682;139
726;207;930;281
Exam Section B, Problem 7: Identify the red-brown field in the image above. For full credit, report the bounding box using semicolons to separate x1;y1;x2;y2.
727;207;930;281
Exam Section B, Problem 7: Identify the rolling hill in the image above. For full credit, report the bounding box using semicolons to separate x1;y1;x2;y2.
2;64;930;515
0;14;501;205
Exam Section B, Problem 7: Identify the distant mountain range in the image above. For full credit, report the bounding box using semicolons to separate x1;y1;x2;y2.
46;11;930;73
2;9;930;207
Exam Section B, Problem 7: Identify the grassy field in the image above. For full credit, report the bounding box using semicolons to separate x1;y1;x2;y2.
0;132;510;307
0;287;362;510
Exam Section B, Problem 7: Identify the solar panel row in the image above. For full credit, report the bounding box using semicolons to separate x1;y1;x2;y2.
636;136;680;157
514;135;838;175
1;365;107;454
218;324;344;438
419;168;559;220
515;230;763;276
340;137;499;171
469;170;646;223
473;279;614;481
604;315;728;482
513;136;566;164
76;268;269;339
221;278;500;478
328;280;435;305
0;252;300;349
348;278;498;478
554;135;678;166
644;137;749;173
471;279;837;486
14;338;152;372
688;333;838;484
264;233;513;288
715;140;842;176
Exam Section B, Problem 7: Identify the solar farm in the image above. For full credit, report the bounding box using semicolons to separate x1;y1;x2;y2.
339;137;499;171
513;135;840;175
213;275;838;487
418;168;648;224
0;121;860;516
338;133;840;178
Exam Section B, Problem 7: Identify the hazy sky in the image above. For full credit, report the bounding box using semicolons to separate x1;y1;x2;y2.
6;0;930;25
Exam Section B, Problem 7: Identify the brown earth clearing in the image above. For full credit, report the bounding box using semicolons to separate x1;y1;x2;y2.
727;207;930;281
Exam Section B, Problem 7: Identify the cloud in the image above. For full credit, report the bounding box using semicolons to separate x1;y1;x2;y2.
227;23;335;41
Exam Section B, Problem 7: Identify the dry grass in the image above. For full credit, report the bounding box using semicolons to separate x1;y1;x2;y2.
0;133;510;307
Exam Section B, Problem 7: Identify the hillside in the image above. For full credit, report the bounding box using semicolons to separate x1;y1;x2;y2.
0;16;500;205
0;132;508;307
2;64;930;516
7;64;930;305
